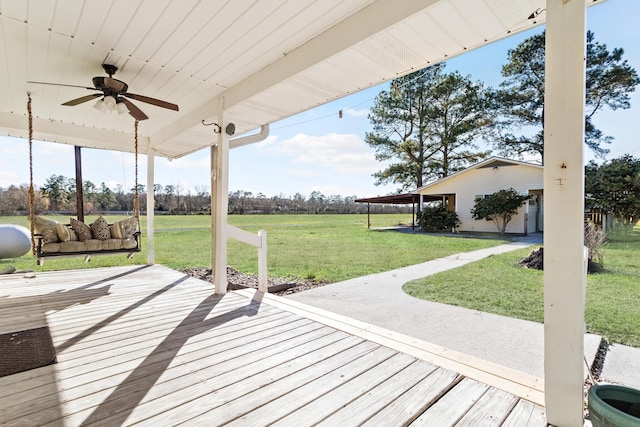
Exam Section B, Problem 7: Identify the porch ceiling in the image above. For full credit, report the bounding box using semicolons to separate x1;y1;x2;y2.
0;0;603;159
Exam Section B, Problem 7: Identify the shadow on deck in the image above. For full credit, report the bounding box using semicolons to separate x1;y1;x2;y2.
0;265;546;426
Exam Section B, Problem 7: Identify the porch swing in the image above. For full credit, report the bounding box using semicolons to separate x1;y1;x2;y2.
26;93;142;265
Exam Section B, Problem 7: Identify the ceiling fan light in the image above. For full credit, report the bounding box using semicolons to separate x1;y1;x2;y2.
116;102;128;115
93;98;110;112
103;95;117;110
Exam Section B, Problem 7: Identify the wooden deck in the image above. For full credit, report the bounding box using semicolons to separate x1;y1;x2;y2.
0;265;546;426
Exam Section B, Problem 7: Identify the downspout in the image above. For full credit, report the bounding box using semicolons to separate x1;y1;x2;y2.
229;125;270;149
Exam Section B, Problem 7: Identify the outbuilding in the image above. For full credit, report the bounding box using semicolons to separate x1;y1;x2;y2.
416;157;544;234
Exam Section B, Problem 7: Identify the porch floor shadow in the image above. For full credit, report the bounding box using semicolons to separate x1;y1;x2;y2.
0;265;545;426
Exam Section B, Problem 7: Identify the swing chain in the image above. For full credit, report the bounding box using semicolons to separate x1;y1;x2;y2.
134;120;141;230
27;93;36;255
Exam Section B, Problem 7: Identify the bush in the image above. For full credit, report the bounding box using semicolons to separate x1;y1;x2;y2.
417;205;460;232
584;221;606;266
471;188;529;234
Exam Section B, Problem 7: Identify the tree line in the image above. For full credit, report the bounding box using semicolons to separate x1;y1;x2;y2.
0;178;412;216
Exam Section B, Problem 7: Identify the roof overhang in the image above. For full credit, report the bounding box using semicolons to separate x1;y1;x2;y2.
0;1;605;159
355;193;441;204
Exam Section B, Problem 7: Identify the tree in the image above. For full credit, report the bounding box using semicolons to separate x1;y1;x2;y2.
471;188;529;234
585;155;640;234
495;31;639;159
96;183;116;210
40;174;71;211
365;63;494;191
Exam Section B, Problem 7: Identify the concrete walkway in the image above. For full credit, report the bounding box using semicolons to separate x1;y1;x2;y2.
286;239;604;379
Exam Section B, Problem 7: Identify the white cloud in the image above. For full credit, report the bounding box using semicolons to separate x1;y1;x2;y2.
343;108;368;118
0;171;20;188
253;135;280;150
258;133;381;175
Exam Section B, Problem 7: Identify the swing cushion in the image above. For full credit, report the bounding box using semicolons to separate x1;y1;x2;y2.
70;218;92;242
34;216;60;244
40;238;138;254
90;216;111;240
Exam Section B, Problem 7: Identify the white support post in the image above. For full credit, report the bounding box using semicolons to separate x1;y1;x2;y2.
213;98;230;294
543;1;587;426
211;144;217;287
258;230;268;292
146;150;155;265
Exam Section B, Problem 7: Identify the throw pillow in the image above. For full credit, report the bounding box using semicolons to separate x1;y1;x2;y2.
33;216;60;244
117;217;138;239
90;216;112;240
110;223;123;239
56;223;76;242
70;218;92;242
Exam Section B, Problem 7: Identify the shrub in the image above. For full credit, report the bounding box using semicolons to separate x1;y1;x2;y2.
471;188;529;234
417;205;460;232
584;221;606;266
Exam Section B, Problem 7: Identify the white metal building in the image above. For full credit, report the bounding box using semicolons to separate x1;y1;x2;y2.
416;157;544;234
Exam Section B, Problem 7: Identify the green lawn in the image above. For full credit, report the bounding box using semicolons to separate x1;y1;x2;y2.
0;214;507;283
403;233;640;347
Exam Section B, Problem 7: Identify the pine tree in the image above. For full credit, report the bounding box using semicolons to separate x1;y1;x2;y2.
365;64;494;191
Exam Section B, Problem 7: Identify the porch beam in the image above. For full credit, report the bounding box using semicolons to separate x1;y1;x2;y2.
147;150;155;265
543;1;587;426
74;146;84;222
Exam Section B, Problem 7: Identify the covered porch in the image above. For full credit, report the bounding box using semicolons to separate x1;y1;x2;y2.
0;0;604;424
0;265;545;426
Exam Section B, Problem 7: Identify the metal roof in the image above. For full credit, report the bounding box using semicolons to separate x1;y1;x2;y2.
355;193;440;204
0;0;604;159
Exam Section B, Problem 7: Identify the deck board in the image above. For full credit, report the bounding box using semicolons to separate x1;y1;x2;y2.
0;265;547;426
410;378;490;425
456;386;520;426
503;399;548;426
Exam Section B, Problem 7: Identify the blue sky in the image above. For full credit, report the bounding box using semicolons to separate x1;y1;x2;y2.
1;0;638;199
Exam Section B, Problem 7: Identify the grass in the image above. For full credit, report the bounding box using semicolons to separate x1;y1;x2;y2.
403;231;640;347
0;214;508;283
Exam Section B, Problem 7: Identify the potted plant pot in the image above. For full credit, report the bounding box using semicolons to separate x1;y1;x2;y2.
588;384;640;427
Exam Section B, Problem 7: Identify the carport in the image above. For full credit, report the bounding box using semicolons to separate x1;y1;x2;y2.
355;193;441;229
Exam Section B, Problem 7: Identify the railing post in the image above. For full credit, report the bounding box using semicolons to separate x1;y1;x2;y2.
258;229;268;292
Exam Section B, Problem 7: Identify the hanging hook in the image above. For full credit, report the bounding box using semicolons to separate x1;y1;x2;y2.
202;120;222;133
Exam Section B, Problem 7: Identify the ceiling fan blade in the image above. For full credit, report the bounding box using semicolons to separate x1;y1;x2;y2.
121;98;149;121
104;77;127;92
124;93;179;111
28;81;95;90
62;93;102;106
